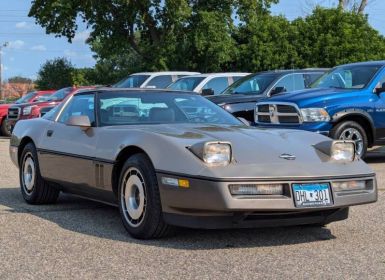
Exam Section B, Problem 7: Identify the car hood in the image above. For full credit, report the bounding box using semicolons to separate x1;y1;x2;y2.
0;103;10;114
10;100;60;109
264;87;361;107
207;94;265;105
125;123;372;179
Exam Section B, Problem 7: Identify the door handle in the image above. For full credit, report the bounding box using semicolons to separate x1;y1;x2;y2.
47;130;54;137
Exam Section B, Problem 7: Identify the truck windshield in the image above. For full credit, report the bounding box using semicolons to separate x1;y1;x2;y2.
113;75;150;88
220;73;277;95
311;65;382;89
168;77;205;91
15;91;36;104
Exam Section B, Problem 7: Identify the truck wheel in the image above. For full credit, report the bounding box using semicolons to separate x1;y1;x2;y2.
19;143;60;204
330;121;367;158
0;119;11;137
118;153;173;239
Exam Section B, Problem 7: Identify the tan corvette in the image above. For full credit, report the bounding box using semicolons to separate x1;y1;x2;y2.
9;88;377;239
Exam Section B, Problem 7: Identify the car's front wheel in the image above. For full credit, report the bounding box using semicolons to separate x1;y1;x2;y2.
19;143;60;204
330;121;367;158
118;153;172;239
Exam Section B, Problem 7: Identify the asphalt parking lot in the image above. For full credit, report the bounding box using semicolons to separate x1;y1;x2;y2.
0;138;384;279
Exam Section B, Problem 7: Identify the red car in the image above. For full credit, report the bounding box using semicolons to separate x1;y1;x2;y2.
0;90;55;136
7;86;95;134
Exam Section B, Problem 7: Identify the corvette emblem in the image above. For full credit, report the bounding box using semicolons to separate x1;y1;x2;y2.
279;153;296;160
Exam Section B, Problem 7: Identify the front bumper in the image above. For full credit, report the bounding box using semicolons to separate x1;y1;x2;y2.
157;172;377;229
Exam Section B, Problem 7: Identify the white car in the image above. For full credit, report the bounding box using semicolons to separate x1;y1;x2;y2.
167;73;250;95
114;71;200;89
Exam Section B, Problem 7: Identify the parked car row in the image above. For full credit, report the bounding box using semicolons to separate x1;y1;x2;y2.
0;90;55;136
4;60;385;160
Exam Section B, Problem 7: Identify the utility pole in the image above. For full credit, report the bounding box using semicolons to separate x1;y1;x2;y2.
0;42;9;101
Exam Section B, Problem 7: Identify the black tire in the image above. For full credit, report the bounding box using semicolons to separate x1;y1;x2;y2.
19;142;60;204
0;119;11;137
330;121;368;158
118;153;172;239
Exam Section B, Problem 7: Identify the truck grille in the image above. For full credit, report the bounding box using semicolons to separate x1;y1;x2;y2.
7;107;20;120
255;103;301;124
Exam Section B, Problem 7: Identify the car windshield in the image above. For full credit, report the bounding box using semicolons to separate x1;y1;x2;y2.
167;77;205;91
311;65;382;89
46;87;73;101
98;91;241;126
113;75;150;88
220;73;278;95
15;91;36;104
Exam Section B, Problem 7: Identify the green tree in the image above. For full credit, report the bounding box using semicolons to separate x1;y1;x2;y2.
35;57;74;89
7;76;33;84
28;0;277;73
236;15;300;72
292;7;385;68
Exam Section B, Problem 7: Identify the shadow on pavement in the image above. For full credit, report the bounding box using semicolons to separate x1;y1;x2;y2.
365;148;385;163
0;187;336;249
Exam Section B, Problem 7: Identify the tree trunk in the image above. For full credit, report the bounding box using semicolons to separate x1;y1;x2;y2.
357;0;368;14
338;0;346;9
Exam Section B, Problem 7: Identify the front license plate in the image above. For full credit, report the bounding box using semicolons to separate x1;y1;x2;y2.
292;183;333;208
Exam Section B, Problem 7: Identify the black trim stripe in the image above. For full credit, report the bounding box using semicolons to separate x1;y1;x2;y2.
37;148;115;165
156;169;376;183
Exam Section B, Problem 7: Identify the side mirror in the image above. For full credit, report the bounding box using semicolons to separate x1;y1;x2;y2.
66;115;91;131
201;88;215;96
237;117;250;126
270;86;286;96
375;83;385;94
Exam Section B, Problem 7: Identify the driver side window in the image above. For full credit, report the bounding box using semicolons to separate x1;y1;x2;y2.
58;94;95;125
274;74;305;92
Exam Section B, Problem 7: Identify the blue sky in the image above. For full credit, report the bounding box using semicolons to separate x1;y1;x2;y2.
1;0;384;81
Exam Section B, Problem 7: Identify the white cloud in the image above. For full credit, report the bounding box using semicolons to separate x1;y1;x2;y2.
1;64;8;71
31;45;47;51
73;30;90;43
64;50;78;57
8;40;25;49
15;21;29;29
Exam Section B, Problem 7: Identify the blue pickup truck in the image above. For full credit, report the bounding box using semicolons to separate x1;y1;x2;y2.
255;61;385;157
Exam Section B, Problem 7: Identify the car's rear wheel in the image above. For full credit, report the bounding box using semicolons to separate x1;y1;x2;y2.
20;143;60;204
118;153;172;239
0;119;11;137
330;121;367;158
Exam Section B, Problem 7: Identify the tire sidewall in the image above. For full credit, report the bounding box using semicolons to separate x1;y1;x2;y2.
19;143;40;202
331;121;368;157
0;119;11;137
118;154;163;238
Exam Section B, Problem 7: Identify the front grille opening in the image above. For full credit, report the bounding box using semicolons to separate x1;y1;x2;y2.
278;116;300;123
258;115;271;123
256;103;301;124
277;105;297;113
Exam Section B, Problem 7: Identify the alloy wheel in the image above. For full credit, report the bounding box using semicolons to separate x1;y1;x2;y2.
121;167;147;227
339;127;363;156
22;152;36;194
